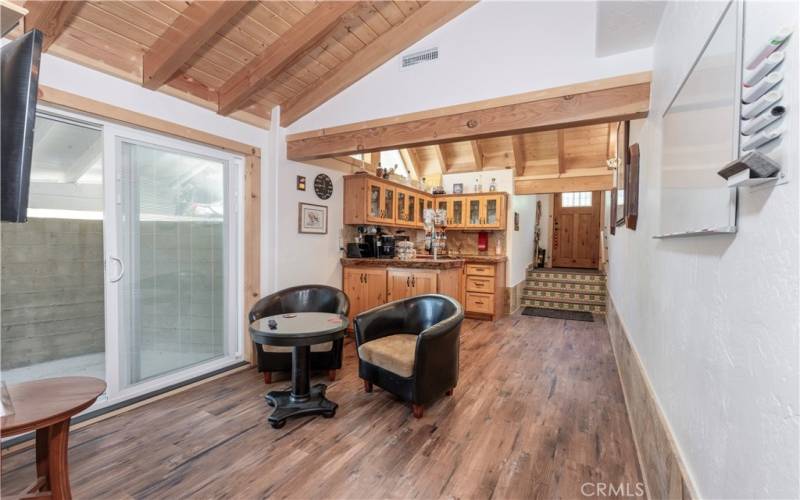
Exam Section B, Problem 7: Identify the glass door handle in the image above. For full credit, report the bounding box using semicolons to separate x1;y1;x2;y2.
109;256;125;283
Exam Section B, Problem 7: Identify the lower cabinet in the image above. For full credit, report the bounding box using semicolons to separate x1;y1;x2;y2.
343;266;465;327
387;269;438;301
463;262;506;320
343;266;387;327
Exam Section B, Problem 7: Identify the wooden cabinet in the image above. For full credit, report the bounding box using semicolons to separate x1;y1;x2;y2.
465;195;505;229
345;265;463;320
434;196;465;227
395;188;420;227
343;266;387;326
366;179;396;225
463;261;506;320
387;268;437;301
344;175;506;231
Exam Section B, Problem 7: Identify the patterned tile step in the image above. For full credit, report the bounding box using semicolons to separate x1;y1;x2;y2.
521;298;606;313
525;281;606;293
523;290;605;304
526;274;607;285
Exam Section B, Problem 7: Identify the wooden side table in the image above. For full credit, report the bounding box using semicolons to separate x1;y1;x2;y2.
1;377;106;500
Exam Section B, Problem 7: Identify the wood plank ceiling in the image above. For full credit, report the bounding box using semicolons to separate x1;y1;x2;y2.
10;1;475;129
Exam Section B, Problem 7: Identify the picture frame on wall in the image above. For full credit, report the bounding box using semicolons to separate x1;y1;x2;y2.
626;143;640;230
298;202;327;234
615;121;630;227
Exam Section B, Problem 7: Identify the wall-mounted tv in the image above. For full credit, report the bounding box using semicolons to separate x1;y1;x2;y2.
1;29;43;223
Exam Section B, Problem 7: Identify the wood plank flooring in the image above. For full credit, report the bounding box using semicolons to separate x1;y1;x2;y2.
1;314;643;499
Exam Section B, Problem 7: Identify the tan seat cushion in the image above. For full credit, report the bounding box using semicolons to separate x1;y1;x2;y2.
357;334;417;378
262;341;333;353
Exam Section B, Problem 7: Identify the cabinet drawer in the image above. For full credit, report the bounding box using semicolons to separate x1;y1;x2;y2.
466;264;495;277
466;276;494;293
465;292;494;314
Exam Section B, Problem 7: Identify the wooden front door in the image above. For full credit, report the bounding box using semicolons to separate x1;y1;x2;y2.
552;191;601;269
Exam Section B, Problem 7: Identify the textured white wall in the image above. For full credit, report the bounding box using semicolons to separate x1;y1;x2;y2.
36;54;267;147
288;1;652;133
606;1;799;498
262;110;344;294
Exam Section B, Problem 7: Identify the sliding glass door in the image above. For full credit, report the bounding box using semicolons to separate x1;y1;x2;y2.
116;138;238;388
2;105;244;409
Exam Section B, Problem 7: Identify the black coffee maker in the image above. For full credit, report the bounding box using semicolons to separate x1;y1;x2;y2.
378;234;395;259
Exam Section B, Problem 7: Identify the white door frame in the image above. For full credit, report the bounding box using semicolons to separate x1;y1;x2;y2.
36;105;245;408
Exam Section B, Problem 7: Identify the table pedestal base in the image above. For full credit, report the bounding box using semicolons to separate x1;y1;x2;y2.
265;384;337;428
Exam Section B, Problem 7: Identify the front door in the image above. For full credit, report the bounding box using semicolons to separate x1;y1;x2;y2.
552;191;601;269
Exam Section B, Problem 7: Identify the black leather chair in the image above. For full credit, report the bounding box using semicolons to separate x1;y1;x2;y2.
354;294;464;418
249;285;349;384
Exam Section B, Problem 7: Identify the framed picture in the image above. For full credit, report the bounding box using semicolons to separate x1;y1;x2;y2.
615;121;630;226
298;202;327;234
625;143;640;230
453;183;463;194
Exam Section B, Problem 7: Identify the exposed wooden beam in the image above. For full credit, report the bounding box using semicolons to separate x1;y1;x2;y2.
511;136;525;176
143;1;248;90
470;141;484;170
557;129;566;174
219;1;356;115
286;76;651;161
23;0;83;51
280;1;477;127
515;174;613;194
288;72;650;141
435;145;449;173
1;0;27;37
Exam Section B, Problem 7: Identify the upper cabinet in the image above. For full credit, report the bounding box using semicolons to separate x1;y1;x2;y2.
344;175;506;230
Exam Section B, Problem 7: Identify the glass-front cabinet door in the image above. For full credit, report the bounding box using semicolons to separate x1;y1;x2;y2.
367;180;382;223
407;193;416;225
467;198;481;227
396;189;407;223
383;185;395;223
483;196;500;228
437;199;449;225
417;197;426;227
450;198;465;228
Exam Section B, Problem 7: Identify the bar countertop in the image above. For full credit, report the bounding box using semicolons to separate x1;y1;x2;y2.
341;254;506;269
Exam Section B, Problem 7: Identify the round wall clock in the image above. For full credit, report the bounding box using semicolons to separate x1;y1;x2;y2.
314;173;333;200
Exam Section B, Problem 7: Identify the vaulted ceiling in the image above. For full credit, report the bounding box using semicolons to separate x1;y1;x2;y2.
8;1;475;129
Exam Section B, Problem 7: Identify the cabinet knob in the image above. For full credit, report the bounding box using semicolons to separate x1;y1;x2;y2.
412;276;416;287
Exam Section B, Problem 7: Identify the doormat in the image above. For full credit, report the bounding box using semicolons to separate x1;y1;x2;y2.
521;307;594;322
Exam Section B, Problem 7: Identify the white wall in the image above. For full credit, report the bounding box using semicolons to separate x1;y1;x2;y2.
37;53;267;148
509;194;536;287
262;108;345;294
607;1;799;498
288;1;652;133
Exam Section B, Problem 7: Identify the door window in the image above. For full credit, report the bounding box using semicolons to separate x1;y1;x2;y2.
561;192;593;208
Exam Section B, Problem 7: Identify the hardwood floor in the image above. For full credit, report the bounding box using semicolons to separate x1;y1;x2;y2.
1;314;643;499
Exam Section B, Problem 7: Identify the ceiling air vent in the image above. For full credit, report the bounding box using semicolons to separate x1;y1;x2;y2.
400;47;438;70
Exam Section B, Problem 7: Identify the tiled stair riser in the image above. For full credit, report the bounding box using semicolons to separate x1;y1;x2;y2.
525;281;605;293
527;272;606;284
524;269;607;313
521;298;606;313
523;290;604;303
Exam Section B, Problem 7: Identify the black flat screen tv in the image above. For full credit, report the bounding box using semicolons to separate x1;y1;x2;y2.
1;29;43;223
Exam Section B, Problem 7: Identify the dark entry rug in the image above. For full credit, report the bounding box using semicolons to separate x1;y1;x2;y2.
521;307;594;322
